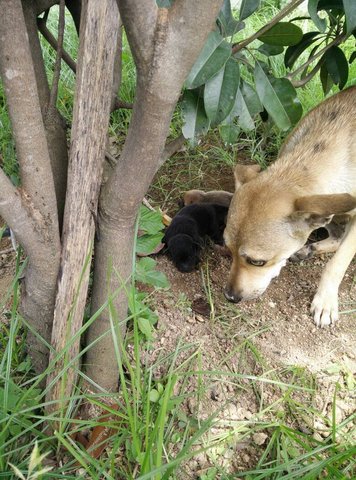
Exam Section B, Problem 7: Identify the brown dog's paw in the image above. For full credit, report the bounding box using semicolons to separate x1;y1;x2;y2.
290;245;314;262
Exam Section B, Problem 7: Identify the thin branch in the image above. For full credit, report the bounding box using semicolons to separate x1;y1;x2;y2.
37;17;133;111
232;0;304;54
48;0;65;110
286;34;347;80
291;58;323;87
37;16;77;73
105;150;117;168
157;134;185;171
112;97;133;110
0;168;44;249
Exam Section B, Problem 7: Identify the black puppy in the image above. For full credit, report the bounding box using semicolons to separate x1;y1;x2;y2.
163;203;228;272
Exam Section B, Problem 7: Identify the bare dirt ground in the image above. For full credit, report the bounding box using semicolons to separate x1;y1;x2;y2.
145;249;355;476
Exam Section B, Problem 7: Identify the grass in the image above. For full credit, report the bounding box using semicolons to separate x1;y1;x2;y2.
0;3;356;479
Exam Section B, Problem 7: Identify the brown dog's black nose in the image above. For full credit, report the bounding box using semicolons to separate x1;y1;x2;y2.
224;287;242;303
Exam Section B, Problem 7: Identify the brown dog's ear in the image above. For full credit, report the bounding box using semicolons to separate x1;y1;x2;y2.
292;193;356;228
234;164;261;189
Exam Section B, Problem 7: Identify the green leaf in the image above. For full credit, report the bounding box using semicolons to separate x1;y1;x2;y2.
308;0;327;32
318;0;343;8
239;0;260;21
218;0;245;37
149;389;160;402
136;257;169;288
219;124;240;144
240;81;263;117
258;44;284;56
320;62;334;94
185;30;231;89
9;424;22;437
259;22;303;46
182;90;210;140
343;0;356;34
324;46;349;88
0;385;20;410
204;58;240;125
139;206;164;235
254;62;302;131
233;88;255;131
136;233;163;256
284;32;320;68
138;317;153;339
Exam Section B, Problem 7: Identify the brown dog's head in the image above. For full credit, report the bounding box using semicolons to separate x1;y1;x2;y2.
224;164;356;302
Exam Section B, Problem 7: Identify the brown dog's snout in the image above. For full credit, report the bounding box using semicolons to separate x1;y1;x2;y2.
224;286;242;303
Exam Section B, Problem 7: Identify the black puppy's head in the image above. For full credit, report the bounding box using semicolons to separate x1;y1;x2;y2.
167;234;201;273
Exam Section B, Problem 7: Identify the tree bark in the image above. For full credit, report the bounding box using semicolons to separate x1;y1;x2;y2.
22;1;69;229
0;0;61;373
46;0;120;417
85;0;223;391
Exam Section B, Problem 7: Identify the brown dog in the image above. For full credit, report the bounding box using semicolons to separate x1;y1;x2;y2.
224;86;356;327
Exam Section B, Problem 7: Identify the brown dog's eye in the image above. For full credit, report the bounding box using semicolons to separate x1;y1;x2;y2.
246;258;266;267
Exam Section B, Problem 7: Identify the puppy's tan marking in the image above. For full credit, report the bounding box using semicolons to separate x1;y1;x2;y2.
183;189;233;208
224;86;356;327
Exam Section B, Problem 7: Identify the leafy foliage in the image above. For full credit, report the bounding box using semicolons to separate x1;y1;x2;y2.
182;0;356;144
131;206;169;340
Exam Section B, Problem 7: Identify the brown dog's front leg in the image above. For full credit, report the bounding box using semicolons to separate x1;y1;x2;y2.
311;216;356;327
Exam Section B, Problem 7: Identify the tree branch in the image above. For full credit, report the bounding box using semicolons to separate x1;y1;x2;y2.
0;0;59;229
286;34;347;80
34;0;58;15
38;16;133;111
232;0;304;54
157;134;185;170
22;1;51;108
112;98;133;110
86;0;224;392
291;58;323;87
116;0;157;72
46;0;120;421
0;169;44;250
37;16;77;73
65;0;82;35
48;0;65;111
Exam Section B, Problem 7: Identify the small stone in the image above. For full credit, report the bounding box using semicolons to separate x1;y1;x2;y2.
186;316;195;324
210;389;220;401
253;432;268;445
195;450;208;467
268;301;276;308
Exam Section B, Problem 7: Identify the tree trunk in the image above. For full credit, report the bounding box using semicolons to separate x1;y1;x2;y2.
46;0;120;418
0;0;61;373
85;0;223;391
